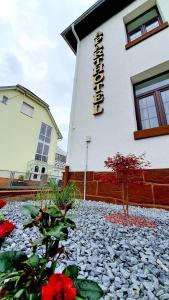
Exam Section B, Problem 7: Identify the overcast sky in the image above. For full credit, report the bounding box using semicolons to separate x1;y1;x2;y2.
0;0;96;151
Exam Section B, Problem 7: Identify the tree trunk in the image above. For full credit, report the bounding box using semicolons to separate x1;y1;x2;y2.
126;184;129;216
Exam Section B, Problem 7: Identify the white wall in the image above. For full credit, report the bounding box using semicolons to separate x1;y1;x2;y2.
68;0;169;171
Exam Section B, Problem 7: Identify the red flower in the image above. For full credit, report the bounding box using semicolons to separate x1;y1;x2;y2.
41;274;76;300
0;289;6;298
0;221;15;239
0;199;7;209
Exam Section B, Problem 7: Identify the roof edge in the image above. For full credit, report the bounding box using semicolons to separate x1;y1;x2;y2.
0;84;63;140
61;0;136;53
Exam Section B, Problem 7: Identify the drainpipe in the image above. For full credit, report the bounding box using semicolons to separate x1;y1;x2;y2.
84;136;91;201
71;24;80;45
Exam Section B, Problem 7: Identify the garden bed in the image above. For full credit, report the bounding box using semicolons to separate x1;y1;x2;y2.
1;200;169;299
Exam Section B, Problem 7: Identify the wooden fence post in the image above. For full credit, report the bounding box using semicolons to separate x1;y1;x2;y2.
63;166;69;187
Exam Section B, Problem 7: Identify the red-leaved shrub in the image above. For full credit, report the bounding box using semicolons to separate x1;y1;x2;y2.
98;152;150;215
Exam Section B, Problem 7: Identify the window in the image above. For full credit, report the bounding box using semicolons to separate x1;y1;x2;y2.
41;167;46;174
55;153;66;163
35;123;52;162
39;122;52;143
21;102;34;117
126;7;162;42
1;95;8;105
34;166;39;173
134;71;169;130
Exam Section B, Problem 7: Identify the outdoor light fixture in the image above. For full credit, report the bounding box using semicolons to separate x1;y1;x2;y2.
84;136;91;201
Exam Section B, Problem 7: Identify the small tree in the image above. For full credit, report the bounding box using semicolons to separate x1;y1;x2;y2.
100;153;150;216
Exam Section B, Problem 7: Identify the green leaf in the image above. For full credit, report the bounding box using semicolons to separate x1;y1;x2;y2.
63;265;79;279
25;255;39;268
5;275;20;283
0;211;4;222
39;258;48;265
0;271;19;280
74;279;104;300
23;220;34;229
0;251;27;273
28;294;40;300
14;289;25;298
32;237;46;253
48;240;59;257
76;297;84;300
50;261;57;274
0;295;12;300
44;224;67;239
21;204;39;218
32;237;46;247
45;206;63;217
64;218;76;229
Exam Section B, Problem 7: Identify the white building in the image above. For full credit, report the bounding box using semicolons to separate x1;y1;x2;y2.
54;147;67;179
62;0;169;207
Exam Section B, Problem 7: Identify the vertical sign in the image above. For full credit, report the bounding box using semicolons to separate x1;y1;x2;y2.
93;31;104;115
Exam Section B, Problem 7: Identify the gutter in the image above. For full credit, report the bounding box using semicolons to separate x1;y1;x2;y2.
61;0;106;37
71;24;80;43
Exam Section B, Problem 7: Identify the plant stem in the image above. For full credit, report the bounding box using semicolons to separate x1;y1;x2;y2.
45;237;49;259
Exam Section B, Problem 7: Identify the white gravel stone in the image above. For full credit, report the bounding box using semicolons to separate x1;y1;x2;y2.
1;199;169;299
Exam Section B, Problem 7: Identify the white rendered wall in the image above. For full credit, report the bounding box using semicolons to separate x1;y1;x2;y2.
67;0;169;171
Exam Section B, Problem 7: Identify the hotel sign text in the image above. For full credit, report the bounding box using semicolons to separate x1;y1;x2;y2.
93;31;104;115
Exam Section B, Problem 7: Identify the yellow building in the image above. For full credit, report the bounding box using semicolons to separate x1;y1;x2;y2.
0;84;62;185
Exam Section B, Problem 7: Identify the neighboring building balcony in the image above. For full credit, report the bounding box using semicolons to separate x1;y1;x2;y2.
27;160;56;182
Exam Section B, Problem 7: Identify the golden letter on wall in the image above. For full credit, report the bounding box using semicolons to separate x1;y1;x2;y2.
93;31;104;116
93;104;104;115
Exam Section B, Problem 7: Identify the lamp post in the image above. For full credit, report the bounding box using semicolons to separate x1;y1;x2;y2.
84;136;91;201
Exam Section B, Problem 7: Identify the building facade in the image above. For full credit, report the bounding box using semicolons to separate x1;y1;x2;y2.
0;85;62;186
62;0;169;208
54;147;67;183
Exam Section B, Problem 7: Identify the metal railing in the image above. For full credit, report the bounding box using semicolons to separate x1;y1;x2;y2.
0;170;62;189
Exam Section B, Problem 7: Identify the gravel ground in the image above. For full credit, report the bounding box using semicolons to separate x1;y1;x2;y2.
1;200;169;300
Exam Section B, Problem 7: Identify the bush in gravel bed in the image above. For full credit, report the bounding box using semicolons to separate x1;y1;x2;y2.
0;199;15;248
0;198;103;299
35;180;81;211
98;152;150;216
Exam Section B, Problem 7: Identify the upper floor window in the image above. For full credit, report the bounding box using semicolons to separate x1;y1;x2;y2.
35;123;52;162
39;122;52;143
134;71;169;130
21;102;34;117
126;7;162;42
1;95;8;105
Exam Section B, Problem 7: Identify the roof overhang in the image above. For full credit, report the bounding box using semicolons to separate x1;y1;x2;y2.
61;0;136;54
0;84;63;140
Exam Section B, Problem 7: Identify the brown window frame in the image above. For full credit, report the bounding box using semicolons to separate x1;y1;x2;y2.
134;74;169;131
125;6;169;50
126;6;162;42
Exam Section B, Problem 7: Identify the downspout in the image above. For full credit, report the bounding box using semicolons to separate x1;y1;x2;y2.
71;24;80;45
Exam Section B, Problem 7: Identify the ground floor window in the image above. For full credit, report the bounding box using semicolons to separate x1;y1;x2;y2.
134;71;169;130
